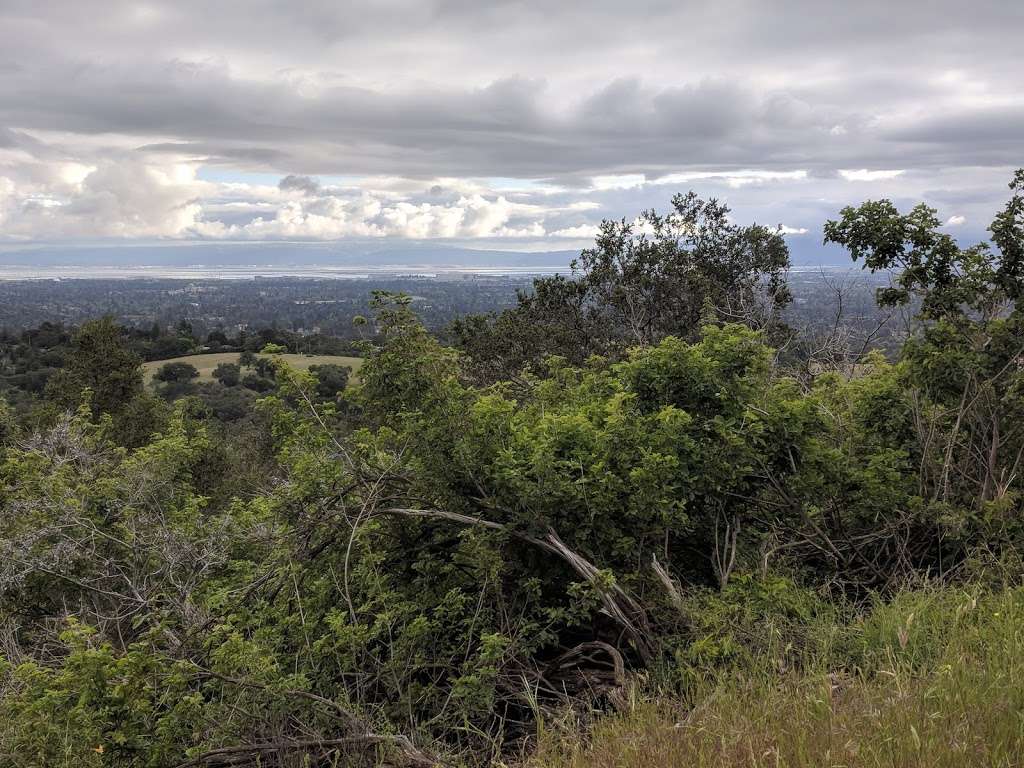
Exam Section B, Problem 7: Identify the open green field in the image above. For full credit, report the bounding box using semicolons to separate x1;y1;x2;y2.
143;352;363;383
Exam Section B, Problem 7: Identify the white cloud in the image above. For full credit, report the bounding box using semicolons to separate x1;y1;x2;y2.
591;174;646;191
188;191;552;240
58;163;97;186
550;224;601;239
0;156;209;239
839;169;905;182
0;133;574;241
0;124;1014;251
654;170;808;188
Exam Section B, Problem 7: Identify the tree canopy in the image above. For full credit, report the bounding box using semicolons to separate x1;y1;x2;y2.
452;192;791;382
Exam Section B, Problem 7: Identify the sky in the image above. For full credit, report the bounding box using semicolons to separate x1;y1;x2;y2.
0;0;1021;263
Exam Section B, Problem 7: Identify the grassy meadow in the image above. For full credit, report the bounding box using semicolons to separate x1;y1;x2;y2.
528;586;1024;768
142;352;363;382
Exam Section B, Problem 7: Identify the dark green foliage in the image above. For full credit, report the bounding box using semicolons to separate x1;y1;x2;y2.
44;317;144;417
205;329;229;347
990;169;1024;298
825;170;1023;326
112;391;172;448
194;382;257;421
253;356;277;378
148;334;194;360
211;362;240;387
153;362;199;383
307;362;350;400
0;397;12;445
825;170;1024;521
452;192;791;381
240;372;274;392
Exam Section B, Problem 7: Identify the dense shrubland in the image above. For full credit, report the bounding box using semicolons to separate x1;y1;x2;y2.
0;172;1022;767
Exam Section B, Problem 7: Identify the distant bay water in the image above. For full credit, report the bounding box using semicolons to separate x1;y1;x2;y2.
0;239;856;280
0;264;573;280
0;263;858;281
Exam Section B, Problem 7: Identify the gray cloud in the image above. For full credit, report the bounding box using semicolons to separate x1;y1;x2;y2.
1;2;1020;176
278;175;321;195
0;0;1020;246
1;65;1010;181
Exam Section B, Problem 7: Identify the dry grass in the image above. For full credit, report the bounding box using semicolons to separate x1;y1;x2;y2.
528;588;1024;768
142;352;363;383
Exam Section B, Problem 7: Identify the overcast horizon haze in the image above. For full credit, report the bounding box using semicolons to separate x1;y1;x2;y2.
1;0;1021;268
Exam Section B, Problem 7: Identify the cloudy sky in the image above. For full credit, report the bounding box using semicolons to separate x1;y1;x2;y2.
0;0;1021;261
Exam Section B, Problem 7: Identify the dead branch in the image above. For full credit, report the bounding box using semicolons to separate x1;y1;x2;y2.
379;508;655;662
650;553;690;627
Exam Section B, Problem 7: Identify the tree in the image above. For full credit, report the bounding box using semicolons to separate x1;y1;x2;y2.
308;363;350;400
238;350;257;368
149;334;193;360
212;362;241;387
153;362;199;383
44;317;143;417
452;191;791;381
575;192;791;344
7;237;1024;765
990;169;1024;299
175;319;195;341
113;390;171;448
241;372;274;392
824;168;1024;514
450;274;598;381
194;381;256;421
206;329;229;347
254;356;277;379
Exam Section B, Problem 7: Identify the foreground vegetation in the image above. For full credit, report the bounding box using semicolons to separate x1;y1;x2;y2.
531;585;1024;768
0;173;1022;767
